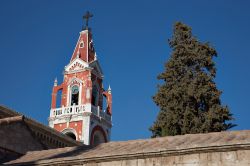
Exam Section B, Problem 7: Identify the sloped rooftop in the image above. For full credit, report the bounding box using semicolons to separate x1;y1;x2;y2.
0;105;82;164
5;130;250;165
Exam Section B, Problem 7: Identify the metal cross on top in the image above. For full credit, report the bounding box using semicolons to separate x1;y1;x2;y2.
83;11;93;30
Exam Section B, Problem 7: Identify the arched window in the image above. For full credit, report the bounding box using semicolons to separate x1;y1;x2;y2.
91;129;106;146
65;132;76;140
91;86;98;106
71;85;79;105
62;128;77;141
93;131;105;146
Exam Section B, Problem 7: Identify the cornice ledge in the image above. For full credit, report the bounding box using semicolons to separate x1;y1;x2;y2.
20;143;250;166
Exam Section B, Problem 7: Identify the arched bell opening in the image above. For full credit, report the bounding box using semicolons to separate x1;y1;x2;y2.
92;131;105;146
91;126;107;147
56;89;62;108
71;85;79;106
91;85;99;106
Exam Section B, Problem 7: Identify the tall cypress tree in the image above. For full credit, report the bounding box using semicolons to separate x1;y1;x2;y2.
150;22;235;137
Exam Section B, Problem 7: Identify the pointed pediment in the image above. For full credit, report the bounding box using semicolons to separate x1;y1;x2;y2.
70;30;89;63
65;58;89;72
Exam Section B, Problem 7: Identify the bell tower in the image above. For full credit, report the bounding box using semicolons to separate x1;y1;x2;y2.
48;12;112;146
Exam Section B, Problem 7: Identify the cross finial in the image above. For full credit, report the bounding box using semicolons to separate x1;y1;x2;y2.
82;11;93;30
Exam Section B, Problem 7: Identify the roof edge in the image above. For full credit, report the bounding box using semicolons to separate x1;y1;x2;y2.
9;142;250;165
0;105;82;146
0;115;23;125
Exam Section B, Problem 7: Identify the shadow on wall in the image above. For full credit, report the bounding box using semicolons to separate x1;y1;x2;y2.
0;148;22;164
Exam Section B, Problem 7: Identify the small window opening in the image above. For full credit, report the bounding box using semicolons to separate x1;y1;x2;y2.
80;41;84;48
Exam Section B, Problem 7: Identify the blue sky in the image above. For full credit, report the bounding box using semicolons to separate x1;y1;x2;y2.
0;0;250;141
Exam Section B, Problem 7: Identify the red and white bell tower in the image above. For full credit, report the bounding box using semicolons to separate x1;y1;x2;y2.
48;12;112;146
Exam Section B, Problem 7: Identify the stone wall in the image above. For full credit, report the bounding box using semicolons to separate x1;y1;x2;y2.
81;150;250;166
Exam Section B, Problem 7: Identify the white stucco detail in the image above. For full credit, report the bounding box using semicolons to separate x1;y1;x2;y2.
48;120;54;128
85;103;92;112
62;128;77;137
82;116;90;145
86;88;91;100
65;58;89;72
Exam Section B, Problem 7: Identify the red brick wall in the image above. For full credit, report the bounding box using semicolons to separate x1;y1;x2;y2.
71;32;88;62
54;121;83;141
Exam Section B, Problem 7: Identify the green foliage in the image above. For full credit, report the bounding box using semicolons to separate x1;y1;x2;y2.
150;22;235;137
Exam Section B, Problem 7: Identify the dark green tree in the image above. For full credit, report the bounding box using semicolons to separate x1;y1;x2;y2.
150;22;235;137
